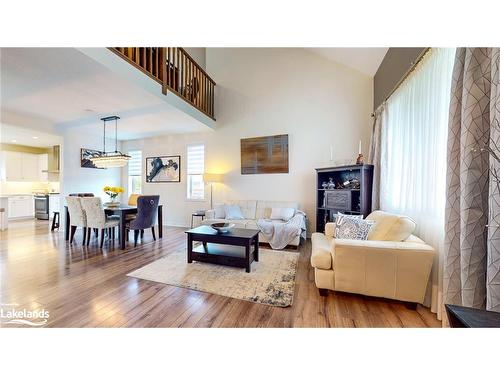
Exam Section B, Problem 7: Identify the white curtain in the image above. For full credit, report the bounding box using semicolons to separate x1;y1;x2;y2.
380;48;456;320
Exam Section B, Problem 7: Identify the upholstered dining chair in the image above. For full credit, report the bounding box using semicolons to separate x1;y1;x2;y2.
128;194;141;206
80;197;120;248
65;196;87;244
69;193;109;237
126;195;160;246
125;193;141;222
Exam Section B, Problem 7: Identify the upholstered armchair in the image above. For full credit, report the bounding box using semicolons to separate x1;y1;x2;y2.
127;195;160;246
311;211;435;305
80;197;119;248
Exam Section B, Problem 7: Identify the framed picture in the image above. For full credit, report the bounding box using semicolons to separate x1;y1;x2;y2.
81;148;105;169
241;134;289;174
146;155;181;183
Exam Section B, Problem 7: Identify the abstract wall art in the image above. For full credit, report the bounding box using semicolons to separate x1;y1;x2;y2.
146;155;181;182
240;134;289;174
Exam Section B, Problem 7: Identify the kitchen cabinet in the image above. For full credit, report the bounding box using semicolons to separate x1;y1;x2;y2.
38;153;48;181
8;196;34;219
49;194;60;218
22;153;39;181
3;151;23;181
0;151;48;182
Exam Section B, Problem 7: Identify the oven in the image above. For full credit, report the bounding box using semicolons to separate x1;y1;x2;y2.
34;194;49;220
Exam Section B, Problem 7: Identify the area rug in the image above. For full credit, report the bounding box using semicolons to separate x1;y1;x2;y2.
127;249;299;307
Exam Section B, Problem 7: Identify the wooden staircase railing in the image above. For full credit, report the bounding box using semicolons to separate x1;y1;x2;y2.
110;47;216;120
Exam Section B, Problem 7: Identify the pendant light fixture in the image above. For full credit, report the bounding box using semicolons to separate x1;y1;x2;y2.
90;116;131;168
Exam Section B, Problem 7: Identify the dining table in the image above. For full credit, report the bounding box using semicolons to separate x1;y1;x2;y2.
64;204;163;250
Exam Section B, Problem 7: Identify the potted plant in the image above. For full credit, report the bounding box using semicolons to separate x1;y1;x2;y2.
103;186;124;207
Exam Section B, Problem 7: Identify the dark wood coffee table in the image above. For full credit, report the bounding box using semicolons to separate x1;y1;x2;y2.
185;225;260;273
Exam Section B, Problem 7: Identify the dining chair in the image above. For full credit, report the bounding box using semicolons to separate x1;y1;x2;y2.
125;193;141;222
128;194;141;206
80;197;120;248
65;196;87;244
69;193;106;238
126;195;160;246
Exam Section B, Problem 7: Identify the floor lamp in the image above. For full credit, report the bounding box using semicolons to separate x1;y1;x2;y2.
203;173;223;209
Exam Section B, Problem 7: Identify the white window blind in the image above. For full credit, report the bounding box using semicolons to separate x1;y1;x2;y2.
128;150;142;176
128;150;142;194
187;144;205;200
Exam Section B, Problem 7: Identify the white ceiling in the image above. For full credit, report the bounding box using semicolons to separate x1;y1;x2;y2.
1;48;388;144
1;123;62;147
306;48;388;76
0;48;211;140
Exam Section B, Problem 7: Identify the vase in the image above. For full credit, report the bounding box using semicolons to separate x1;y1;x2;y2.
105;196;120;207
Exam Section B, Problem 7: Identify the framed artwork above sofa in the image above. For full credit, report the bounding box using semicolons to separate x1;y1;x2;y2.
240;134;289;174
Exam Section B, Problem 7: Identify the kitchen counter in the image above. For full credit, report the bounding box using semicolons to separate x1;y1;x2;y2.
0;193;60;197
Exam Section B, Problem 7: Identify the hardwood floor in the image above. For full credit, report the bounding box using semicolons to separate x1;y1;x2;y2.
0;219;440;328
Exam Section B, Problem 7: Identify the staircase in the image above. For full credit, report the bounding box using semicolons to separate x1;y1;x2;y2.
110;48;215;120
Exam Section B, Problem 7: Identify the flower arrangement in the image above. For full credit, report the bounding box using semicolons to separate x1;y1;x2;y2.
103;186;124;202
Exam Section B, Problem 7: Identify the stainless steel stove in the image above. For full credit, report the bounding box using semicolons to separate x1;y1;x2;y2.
34;193;49;220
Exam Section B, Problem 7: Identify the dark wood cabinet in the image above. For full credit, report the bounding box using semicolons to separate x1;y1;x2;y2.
315;164;374;233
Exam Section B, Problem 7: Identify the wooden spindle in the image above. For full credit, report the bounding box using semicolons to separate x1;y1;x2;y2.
110;47;215;119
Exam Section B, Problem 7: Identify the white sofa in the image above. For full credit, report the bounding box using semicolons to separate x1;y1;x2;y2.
201;200;305;247
311;210;435;304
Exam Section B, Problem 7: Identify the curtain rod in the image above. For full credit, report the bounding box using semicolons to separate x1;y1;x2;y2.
371;47;431;117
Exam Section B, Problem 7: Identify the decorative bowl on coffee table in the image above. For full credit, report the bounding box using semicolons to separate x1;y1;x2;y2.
210;222;235;233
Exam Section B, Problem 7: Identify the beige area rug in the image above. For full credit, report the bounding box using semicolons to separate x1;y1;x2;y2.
127;249;299;307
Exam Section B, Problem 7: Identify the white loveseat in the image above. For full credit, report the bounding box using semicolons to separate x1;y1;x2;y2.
201;200;305;248
311;210;435;304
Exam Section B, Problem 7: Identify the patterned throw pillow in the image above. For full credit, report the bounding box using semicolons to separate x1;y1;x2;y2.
335;215;374;240
332;212;363;223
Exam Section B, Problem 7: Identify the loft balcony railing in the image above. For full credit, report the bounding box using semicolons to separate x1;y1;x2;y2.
110;47;216;120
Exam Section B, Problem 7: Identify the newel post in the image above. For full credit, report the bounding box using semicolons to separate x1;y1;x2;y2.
161;47;168;95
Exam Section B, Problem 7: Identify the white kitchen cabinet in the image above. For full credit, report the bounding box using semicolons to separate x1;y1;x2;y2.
21;153;39;181
3;151;23;181
38;153;48;181
0;151;46;182
49;194;60;218
8;196;34;219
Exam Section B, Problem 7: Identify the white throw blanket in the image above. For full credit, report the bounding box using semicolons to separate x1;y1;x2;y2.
257;211;306;250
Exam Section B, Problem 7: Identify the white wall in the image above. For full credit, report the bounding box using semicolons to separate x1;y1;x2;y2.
184;48;206;70
61;130;121;201
122;48;373;232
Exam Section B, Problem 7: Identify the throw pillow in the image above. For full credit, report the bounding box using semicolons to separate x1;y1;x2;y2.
335;215;374;240
214;204;226;219
224;204;245;220
332;212;363;224
270;207;295;221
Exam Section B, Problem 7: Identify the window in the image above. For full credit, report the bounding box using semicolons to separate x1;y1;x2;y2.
187;144;205;200
128;150;142;194
379;48;456;320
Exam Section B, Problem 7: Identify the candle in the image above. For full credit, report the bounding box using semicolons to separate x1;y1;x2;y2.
358;140;361;154
330;145;333;161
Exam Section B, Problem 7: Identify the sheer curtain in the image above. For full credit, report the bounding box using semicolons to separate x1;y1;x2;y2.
380;48;456;320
